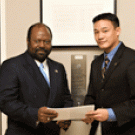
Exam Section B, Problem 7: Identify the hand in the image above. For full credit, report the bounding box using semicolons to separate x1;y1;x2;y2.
82;117;94;124
82;109;109;123
57;120;71;131
38;107;58;123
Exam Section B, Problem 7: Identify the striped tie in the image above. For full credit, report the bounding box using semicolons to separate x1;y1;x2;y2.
102;55;110;79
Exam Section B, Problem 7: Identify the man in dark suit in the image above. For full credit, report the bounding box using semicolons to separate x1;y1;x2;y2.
0;23;73;135
82;13;135;135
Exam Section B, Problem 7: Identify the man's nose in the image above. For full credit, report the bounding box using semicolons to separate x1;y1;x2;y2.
38;41;45;47
98;32;104;40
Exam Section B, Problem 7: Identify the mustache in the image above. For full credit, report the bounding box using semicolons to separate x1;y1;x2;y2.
35;48;49;53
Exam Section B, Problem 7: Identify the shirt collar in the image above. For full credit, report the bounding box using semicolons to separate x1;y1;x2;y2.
104;41;122;61
35;59;48;68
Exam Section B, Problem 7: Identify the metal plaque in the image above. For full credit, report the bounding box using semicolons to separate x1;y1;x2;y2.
71;55;86;106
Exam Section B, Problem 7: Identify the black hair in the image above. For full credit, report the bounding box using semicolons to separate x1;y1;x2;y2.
92;13;120;28
27;22;52;41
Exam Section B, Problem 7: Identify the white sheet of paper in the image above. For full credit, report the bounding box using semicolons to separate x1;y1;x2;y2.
49;105;94;121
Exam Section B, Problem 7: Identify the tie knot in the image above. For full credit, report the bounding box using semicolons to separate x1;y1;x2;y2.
104;55;109;63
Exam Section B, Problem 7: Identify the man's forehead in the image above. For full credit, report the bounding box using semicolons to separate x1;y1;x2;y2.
94;20;113;26
94;26;109;31
94;21;113;30
32;26;46;31
31;26;50;35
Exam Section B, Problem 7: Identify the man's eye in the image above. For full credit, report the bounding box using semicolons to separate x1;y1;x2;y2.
94;31;98;34
103;30;108;33
35;40;39;43
44;41;51;44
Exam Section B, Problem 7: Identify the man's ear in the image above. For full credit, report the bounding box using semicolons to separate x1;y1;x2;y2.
116;27;121;36
27;39;30;45
27;38;30;42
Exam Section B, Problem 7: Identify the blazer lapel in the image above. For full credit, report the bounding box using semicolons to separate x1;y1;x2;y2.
103;43;126;84
93;54;105;90
97;54;104;80
22;52;50;94
47;59;58;107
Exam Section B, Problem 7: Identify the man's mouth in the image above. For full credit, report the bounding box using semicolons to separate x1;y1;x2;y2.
37;50;45;54
36;48;46;54
98;41;106;44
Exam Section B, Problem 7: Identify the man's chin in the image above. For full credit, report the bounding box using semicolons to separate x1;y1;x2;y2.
28;51;49;62
36;55;47;62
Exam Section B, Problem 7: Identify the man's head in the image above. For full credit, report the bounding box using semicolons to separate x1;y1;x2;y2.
27;23;52;62
92;13;121;53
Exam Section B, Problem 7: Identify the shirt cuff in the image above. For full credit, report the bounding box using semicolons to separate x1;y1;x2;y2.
107;108;117;122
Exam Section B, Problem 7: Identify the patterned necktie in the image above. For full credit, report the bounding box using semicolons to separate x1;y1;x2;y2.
102;55;110;79
39;63;50;87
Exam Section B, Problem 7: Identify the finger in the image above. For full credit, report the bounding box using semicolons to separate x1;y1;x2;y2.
48;114;58;117
82;118;89;123
65;123;71;128
42;115;55;123
90;114;105;122
82;118;86;121
85;110;95;114
82;120;91;124
47;117;50;121
44;109;58;115
40;107;57;115
49;116;57;121
42;113;58;118
64;121;71;128
39;117;49;123
83;117;94;123
57;120;65;123
58;121;71;129
86;111;98;116
58;120;65;124
45;116;53;123
58;122;65;128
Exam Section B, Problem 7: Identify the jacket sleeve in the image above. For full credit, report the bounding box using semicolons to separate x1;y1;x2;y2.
62;65;73;108
84;62;96;105
0;60;39;129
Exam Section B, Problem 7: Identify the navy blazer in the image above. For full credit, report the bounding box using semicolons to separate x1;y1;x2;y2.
85;43;135;135
0;51;73;135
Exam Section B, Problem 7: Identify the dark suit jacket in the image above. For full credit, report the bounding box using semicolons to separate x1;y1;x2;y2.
0;51;73;135
84;42;135;135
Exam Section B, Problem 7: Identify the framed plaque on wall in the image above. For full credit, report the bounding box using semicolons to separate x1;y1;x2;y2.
41;0;116;47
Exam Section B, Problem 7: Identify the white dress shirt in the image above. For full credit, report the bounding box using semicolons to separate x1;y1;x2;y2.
35;59;50;83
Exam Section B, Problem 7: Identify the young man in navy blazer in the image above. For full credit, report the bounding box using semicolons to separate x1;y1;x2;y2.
83;13;135;135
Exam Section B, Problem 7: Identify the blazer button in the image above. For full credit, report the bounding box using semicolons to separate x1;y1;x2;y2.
34;95;36;98
102;89;104;91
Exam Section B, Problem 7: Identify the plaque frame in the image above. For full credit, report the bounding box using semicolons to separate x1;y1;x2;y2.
40;0;117;47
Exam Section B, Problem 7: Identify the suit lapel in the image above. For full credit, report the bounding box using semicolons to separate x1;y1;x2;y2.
22;52;50;94
102;43;126;85
47;59;58;107
97;54;104;80
93;54;104;90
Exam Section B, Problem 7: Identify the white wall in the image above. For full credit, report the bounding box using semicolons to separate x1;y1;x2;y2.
1;0;7;134
117;0;135;49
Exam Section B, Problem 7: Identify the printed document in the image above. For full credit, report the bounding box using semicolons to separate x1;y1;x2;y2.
49;105;94;121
